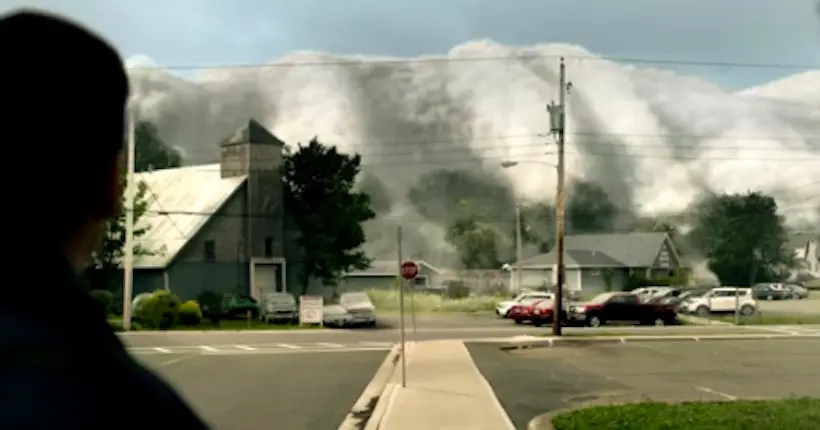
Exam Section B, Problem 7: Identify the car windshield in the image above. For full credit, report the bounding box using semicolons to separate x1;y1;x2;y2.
340;292;371;305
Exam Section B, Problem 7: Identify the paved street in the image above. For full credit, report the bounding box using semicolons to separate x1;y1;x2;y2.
468;338;820;429
138;350;387;430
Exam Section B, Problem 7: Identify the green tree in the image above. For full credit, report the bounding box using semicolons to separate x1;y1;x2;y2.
447;214;502;269
88;179;153;291
87;121;177;292
134;121;182;172
689;191;792;286
282;138;376;293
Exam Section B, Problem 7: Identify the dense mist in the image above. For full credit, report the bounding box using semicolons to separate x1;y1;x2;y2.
126;40;820;267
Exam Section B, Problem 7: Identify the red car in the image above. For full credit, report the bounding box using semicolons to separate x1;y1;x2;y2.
507;298;544;325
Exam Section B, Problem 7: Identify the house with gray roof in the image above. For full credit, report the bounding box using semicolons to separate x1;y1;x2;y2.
132;119;292;300
514;232;684;294
342;260;442;291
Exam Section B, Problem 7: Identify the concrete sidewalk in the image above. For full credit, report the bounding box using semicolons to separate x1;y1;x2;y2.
379;340;515;430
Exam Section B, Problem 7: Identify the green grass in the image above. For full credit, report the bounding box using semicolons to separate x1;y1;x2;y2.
365;289;501;313
713;312;820;325
107;317;320;332
551;398;820;430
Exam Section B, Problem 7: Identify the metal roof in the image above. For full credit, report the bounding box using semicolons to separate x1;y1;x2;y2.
133;164;246;269
517;232;670;269
518;249;626;269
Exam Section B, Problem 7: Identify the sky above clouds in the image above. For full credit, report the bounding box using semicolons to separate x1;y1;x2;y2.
3;0;819;89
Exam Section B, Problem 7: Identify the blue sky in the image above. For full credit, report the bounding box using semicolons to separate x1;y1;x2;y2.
3;0;819;89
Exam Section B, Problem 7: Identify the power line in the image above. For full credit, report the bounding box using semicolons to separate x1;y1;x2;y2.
128;52;819;72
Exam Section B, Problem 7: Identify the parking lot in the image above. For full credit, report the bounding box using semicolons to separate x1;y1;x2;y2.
469;338;820;429
137;349;387;430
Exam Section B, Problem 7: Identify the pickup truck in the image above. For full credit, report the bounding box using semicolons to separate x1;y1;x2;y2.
568;292;678;327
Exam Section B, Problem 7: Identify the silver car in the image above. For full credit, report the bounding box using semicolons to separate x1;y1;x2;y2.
785;284;810;300
259;292;298;324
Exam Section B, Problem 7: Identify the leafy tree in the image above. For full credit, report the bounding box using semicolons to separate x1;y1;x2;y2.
87;121;177;292
447;214;502;269
566;179;618;233
134;121;182;172
689;191;792;286
88;179;153;291
282;138;376;293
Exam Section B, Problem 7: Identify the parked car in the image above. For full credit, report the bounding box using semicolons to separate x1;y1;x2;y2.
324;291;377;328
507;298;546;325
631;286;672;303
751;283;790;301
647;289;707;308
496;291;554;318
530;299;571;327
567;292;678;327
259;292;298;324
221;294;260;319
785;284;810;300
679;287;757;317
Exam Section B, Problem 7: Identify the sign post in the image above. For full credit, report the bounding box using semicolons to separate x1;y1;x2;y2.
299;296;324;327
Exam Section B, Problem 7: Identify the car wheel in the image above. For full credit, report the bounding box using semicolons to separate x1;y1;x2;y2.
533;320;543;327
654;318;666;327
740;305;755;316
695;306;710;317
588;316;602;327
513;319;522;325
766;295;773;301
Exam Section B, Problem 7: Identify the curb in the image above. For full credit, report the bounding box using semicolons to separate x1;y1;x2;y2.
337;345;401;430
499;333;820;351
526;396;776;430
117;329;337;335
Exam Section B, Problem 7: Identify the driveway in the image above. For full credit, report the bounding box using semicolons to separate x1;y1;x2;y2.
468;338;820;429
138;349;387;430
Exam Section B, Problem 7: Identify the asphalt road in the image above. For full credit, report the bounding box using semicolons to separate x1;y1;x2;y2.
138;349;387;430
468;338;820;429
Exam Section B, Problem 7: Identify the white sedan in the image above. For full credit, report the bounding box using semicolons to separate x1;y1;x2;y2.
496;291;554;317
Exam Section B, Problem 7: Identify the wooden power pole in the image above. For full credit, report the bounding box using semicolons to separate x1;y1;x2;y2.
548;58;570;336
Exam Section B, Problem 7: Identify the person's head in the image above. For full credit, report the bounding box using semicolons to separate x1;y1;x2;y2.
0;10;129;269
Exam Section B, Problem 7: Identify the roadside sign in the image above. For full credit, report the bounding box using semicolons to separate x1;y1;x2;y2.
400;260;419;280
299;296;323;325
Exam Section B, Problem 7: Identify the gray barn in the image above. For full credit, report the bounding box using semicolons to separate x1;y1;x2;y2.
132;119;294;300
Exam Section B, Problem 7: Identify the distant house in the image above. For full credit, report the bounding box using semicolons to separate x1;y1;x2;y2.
789;233;819;277
132;119;294;300
342;260;442;291
514;232;684;294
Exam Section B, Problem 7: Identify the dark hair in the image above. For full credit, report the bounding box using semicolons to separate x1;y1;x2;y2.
0;10;130;236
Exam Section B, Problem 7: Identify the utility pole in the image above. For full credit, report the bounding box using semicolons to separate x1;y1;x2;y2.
548;58;570;336
122;107;136;331
396;226;407;388
514;203;523;292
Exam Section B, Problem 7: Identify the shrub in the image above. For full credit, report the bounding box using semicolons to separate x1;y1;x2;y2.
444;280;470;299
89;290;114;314
133;290;182;330
108;318;143;332
178;300;203;326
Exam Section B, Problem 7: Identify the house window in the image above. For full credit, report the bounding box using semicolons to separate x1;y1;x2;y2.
204;240;216;262
264;237;273;257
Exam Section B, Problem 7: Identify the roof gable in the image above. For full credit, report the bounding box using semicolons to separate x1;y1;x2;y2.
221;119;284;147
133;164;246;268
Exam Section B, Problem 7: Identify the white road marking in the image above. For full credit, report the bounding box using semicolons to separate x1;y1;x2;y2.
154;347;172;353
235;345;256;351
156;354;198;367
360;341;394;347
200;346;218;352
276;343;302;349
317;342;343;347
695;386;738;401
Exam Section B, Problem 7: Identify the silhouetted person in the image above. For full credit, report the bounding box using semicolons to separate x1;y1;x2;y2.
0;10;210;429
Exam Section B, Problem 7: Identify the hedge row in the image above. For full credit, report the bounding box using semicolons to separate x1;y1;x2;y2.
92;289;203;330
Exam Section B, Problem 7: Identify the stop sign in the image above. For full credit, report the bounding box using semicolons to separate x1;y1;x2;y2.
400;261;419;280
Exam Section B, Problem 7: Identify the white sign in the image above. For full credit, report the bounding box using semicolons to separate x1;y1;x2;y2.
299;296;324;324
